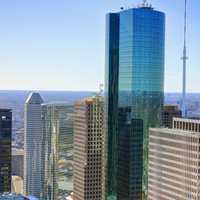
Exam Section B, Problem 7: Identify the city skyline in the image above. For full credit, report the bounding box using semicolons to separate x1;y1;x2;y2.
0;0;199;92
0;1;200;199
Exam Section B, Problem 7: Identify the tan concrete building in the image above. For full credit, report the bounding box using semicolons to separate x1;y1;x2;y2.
148;118;200;200
73;96;104;200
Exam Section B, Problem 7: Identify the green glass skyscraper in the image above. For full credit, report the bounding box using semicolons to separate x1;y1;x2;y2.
105;3;165;200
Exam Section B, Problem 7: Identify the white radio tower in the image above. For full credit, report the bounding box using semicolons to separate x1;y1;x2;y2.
182;0;188;118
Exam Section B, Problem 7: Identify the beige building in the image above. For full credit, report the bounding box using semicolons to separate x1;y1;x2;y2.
148;118;200;200
73;96;104;200
11;176;24;194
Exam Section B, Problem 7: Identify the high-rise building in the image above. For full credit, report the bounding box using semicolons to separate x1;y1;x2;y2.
105;2;165;199
42;103;74;200
162;105;182;128
0;109;12;193
148;118;200;200
73;96;104;200
24;93;44;199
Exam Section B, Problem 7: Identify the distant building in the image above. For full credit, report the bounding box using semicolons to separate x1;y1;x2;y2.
42;103;74;200
0;109;12;193
24;93;44;199
66;192;74;200
0;193;39;200
148;118;200;199
73;96;104;200
0;193;30;200
12;149;24;178
162;105;181;128
11;176;24;194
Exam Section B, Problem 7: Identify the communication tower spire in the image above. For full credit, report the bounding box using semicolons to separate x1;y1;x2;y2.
182;0;188;118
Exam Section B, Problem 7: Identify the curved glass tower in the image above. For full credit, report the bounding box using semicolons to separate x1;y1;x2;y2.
105;4;165;200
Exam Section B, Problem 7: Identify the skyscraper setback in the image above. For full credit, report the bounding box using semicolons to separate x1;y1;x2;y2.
73;96;104;200
105;2;165;200
0;109;12;193
24;93;44;199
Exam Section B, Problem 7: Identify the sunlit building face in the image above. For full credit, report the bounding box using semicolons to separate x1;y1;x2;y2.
105;5;165;200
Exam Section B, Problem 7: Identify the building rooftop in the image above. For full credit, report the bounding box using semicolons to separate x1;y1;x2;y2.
0;109;12;112
150;127;200;137
173;117;200;124
75;96;103;105
0;193;29;200
41;101;72;107
25;92;43;104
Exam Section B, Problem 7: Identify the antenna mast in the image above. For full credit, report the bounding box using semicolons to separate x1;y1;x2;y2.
182;0;188;118
142;0;147;6
139;0;152;9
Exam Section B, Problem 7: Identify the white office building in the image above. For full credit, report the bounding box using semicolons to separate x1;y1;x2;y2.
24;93;44;199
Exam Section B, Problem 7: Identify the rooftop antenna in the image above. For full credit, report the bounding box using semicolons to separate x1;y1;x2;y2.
95;84;104;97
142;0;147;6
139;0;152;9
181;0;188;118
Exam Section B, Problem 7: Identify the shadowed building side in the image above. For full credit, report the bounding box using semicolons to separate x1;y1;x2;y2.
0;109;12;193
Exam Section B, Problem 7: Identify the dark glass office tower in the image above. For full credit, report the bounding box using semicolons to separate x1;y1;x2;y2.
0;109;12;193
105;4;165;200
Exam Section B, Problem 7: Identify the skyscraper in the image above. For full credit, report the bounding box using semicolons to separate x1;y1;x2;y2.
0;109;12;193
24;93;44;199
148;118;200;199
73;96;104;200
42;103;74;200
105;2;165;199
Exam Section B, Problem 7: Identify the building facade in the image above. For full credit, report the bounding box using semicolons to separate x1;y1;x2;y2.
105;3;165;200
74;96;104;200
162;105;182;128
12;149;24;178
0;109;12;193
173;117;200;131
24;93;44;199
148;118;200;200
11;176;24;194
0;193;39;200
42;103;74;200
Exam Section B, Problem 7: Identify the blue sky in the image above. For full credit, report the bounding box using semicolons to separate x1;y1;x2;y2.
0;0;199;92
